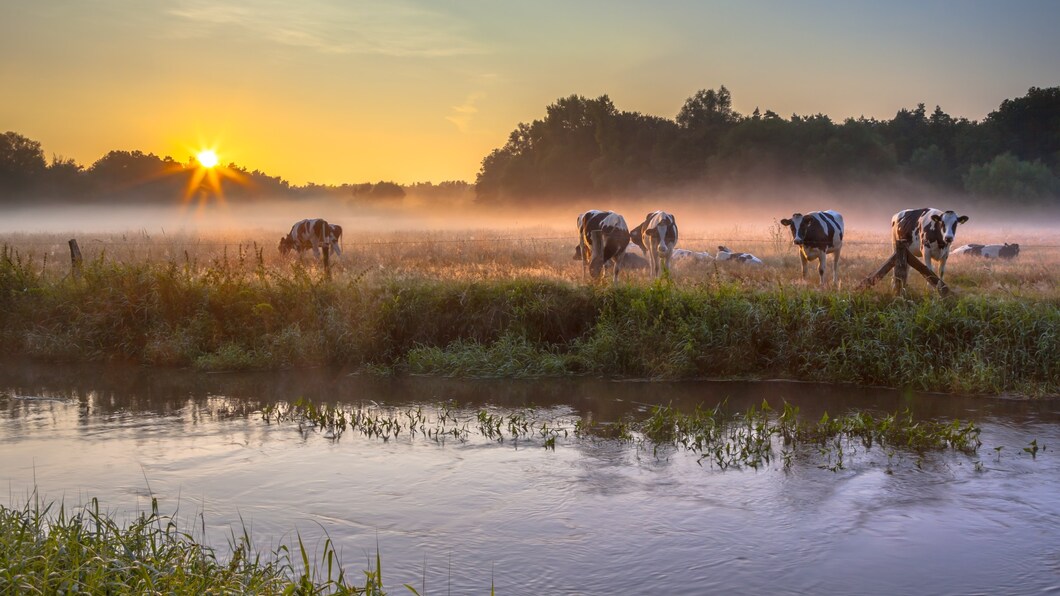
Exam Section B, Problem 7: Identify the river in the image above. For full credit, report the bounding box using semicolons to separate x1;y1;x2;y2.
1;360;1058;595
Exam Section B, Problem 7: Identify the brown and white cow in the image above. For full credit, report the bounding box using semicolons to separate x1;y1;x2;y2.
952;243;1018;260
779;210;844;286
279;218;341;258
892;208;969;280
630;211;678;278
575;210;631;282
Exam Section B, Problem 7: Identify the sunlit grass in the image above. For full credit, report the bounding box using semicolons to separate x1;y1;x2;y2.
1;229;1058;395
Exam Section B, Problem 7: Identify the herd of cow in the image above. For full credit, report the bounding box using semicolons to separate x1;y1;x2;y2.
573;207;1018;285
277;209;1019;286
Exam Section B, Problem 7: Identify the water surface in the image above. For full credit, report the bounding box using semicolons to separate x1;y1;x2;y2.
1;360;1058;595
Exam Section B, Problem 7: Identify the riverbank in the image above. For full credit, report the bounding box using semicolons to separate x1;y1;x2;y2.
1;252;1057;396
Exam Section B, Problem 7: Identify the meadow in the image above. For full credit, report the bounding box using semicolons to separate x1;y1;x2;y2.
1;224;1058;396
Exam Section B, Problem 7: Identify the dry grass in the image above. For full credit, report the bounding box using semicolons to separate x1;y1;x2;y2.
3;226;1057;299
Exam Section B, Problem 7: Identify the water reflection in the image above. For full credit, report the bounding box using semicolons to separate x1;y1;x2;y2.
1;359;1059;595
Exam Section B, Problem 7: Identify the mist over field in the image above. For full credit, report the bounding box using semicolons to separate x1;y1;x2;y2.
3;185;1058;249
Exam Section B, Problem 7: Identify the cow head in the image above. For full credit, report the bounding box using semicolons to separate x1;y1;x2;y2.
278;236;296;255
929;211;969;244
1001;243;1020;258
779;214;807;246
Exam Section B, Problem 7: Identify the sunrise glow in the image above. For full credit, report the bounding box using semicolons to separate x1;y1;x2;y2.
196;150;219;169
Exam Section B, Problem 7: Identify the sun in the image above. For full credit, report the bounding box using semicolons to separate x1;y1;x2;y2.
196;149;219;168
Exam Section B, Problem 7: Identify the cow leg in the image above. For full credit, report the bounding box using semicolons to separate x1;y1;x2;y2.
662;253;672;277
799;252;808;279
919;244;933;275
832;250;841;286
818;255;826;287
938;253;948;280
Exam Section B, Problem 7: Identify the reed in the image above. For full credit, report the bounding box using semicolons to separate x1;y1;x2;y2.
0;493;383;595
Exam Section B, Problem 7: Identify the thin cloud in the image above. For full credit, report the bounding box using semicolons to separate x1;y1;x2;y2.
446;93;485;133
168;0;487;57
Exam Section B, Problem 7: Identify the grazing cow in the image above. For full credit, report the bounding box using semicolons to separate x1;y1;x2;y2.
715;246;764;265
573;209;605;275
279;218;340;258
630;211;679;278
779;210;844;286
952;243;1019;259
891;208;969;280
577;210;631;282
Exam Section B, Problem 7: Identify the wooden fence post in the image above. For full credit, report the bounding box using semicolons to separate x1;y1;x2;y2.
892;240;909;294
68;239;83;279
859;239;950;297
322;244;331;279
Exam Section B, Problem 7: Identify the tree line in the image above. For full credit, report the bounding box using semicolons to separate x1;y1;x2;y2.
475;86;1060;204
0;136;471;206
2;86;1057;207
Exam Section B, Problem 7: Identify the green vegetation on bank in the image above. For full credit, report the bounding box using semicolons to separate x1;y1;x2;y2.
2;249;1058;396
0;496;383;595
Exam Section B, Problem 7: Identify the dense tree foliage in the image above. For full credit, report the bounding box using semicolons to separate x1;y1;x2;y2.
2;87;1057;207
475;86;1060;204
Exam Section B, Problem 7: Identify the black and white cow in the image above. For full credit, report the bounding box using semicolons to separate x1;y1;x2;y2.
671;248;714;263
630;211;678;278
952;243;1019;259
891;208;969;279
779;210;844;286
279;218;341;258
576;210;631;282
715;246;764;265
573;209;605;275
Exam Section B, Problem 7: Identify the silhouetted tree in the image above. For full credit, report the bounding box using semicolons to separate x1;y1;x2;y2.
0;131;47;194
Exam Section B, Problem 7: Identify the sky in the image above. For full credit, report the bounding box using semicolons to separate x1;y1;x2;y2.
2;0;1058;186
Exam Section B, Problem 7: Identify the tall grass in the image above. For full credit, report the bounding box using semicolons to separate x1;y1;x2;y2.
1;239;1057;396
0;493;382;595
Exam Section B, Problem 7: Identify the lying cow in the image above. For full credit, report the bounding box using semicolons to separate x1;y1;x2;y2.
575;210;631;282
630;211;679;278
621;252;650;271
715;246;763;265
671;248;714;262
892;208;969;280
279;218;342;258
779;210;844;286
952;243;1019;259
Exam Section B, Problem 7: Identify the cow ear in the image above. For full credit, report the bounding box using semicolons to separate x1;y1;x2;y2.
931;214;942;223
957;215;969;224
780;219;792;226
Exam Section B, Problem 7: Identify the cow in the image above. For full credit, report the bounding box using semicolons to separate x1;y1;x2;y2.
630;211;678;278
715;246;764;265
779;210;844;286
576;210;631;282
671;248;714;263
952;243;1019;260
891;208;969;280
573;209;605;275
620;252;650;271
279;218;341;258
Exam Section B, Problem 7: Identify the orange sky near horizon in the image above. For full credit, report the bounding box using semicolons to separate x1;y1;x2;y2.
2;1;1058;186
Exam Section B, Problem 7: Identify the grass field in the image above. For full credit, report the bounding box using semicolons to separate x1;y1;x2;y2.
2;226;1058;396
